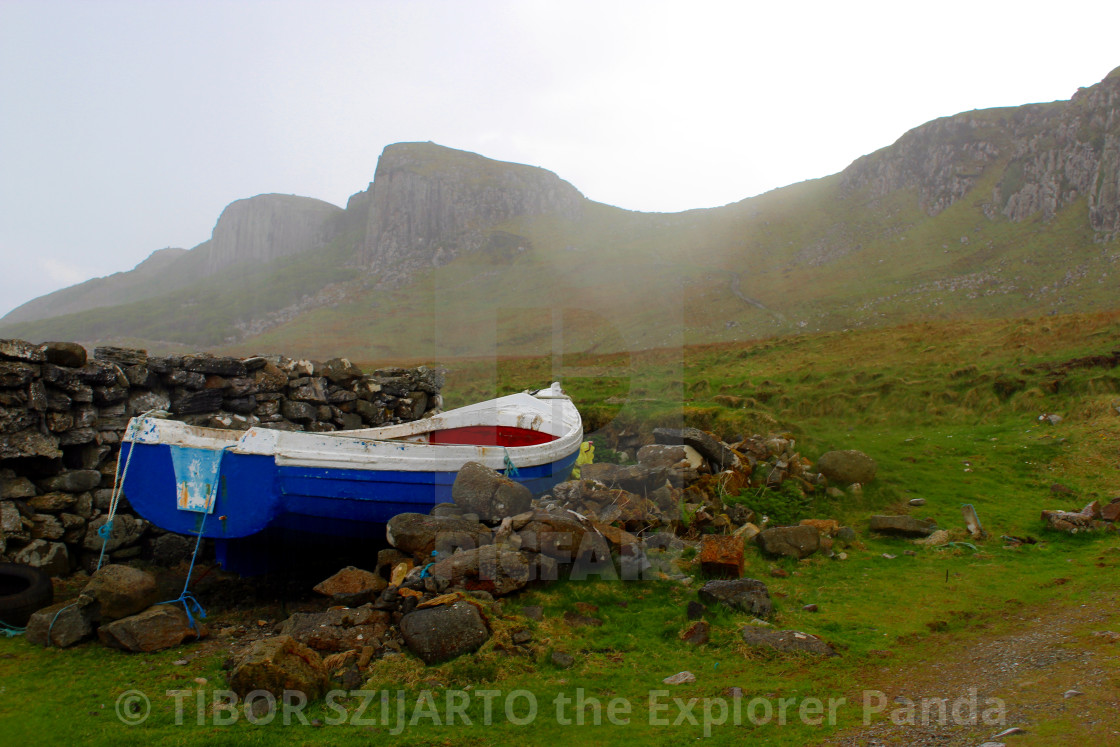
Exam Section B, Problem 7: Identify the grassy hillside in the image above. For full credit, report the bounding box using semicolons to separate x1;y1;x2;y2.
4;311;1119;744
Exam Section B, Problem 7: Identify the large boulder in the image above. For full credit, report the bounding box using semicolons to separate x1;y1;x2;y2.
229;635;329;700
698;578;773;617
386;513;492;556
98;604;204;652
756;525;820;559
80;564;159;621
451;462;533;522
817;450;877;485
740;627;837;656
25;599;97;647
400;601;490;664
868;515;937;537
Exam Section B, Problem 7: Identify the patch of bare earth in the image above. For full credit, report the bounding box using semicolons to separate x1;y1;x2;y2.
822;592;1120;747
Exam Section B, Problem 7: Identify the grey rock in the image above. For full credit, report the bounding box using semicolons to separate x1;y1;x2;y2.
451;461;533;522
25;599;96;648
229;635;329;700
84;514;147;552
653;427;741;470
281;399;317;423
551;650;575;669
279;606;389;652
170;389;223;415
424;545;538;596
740;627;837;656
0;429;60;459
385;513;492;555
756;525;820;559
12;539;70;576
80;563;159;621
400;601;490;664
98;604;204;652
817;450;877;484
182;355;248;377
0;338;46;362
698;578;773;617
40;342;86;369
150;533;196;566
37;470;102;494
94;346;147;367
1;476;37;499
868;515;937;537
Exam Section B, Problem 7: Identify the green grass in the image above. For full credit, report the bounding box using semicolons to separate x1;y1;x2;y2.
3;311;1120;744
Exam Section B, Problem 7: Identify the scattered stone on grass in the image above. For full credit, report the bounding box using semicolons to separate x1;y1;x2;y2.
868;515;937;537
229;635;329;700
698;578;773;617
400;601;491;664
739;627;837;656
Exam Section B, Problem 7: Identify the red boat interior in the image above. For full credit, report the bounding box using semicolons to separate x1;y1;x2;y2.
428;426;557;447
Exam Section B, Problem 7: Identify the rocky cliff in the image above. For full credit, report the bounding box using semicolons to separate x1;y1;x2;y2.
841;65;1120;238
203;194;343;273
357;142;586;283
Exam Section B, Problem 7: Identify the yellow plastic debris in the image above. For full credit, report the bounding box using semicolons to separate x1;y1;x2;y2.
570;441;595;479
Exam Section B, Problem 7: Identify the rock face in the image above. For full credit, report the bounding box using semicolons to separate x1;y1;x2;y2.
204;194;343;273
816;450;877;485
358;142;585;283
229;635;329;700
841;67;1120;238
451;462;533;522
399;601;491;664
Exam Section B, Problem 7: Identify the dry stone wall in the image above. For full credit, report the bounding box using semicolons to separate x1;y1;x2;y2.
0;339;443;576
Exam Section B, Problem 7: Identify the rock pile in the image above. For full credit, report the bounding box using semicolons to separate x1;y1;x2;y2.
0;338;443;575
25;563;200;651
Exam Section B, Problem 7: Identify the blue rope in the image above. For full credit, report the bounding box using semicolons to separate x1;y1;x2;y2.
155;447;228;635
45;603;78;646
503;448;520;478
95;520;115;571
1;621;25;637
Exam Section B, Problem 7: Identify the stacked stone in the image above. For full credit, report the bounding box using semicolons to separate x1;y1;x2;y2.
0;338;443;576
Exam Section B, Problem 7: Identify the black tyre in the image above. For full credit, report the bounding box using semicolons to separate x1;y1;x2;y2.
0;563;54;627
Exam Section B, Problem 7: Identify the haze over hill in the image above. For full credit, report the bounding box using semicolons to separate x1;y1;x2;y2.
3;66;1118;360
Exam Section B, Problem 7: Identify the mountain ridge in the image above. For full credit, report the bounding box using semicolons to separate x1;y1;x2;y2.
3;67;1118;358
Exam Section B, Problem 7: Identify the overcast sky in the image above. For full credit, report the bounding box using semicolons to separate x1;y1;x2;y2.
2;0;1118;318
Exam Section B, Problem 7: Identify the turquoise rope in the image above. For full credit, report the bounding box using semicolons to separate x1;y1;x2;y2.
503;448;520;478
1;621;25;637
155;447;229;634
45;603;78;645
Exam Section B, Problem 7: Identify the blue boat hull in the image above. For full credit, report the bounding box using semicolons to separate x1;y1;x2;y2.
120;441;578;541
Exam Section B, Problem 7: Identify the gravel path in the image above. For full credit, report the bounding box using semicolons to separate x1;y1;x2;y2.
822;592;1120;746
